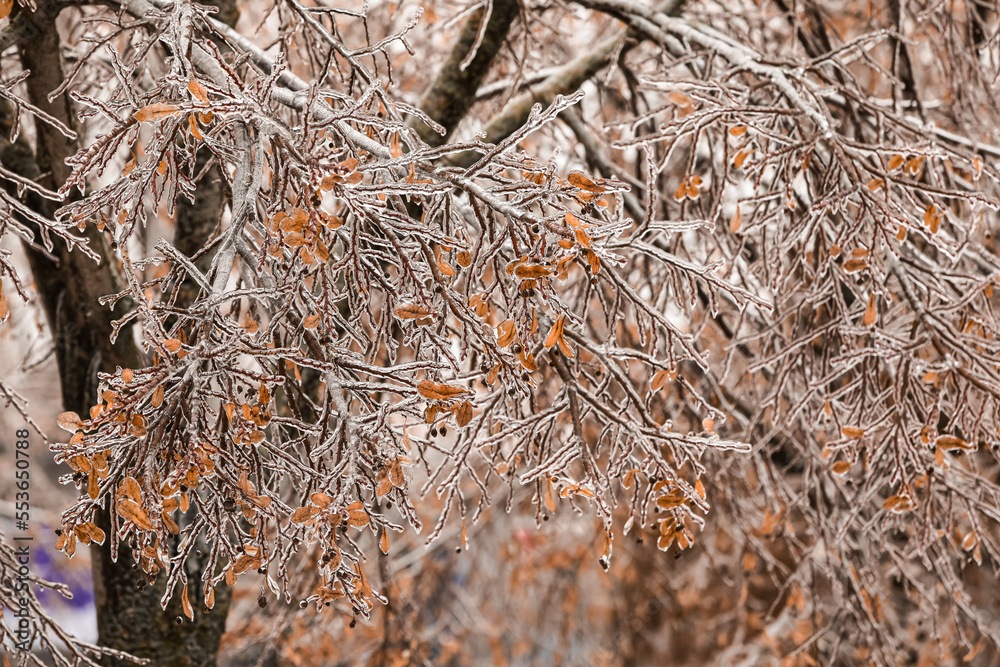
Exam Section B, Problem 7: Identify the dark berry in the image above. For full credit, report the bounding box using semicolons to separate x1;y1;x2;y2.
439;426;447;436
258;596;267;608
512;344;523;354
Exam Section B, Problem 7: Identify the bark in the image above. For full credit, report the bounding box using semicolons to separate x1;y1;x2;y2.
448;0;687;168
411;0;521;146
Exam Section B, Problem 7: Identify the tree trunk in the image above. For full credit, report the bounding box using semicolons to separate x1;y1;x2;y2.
5;2;236;664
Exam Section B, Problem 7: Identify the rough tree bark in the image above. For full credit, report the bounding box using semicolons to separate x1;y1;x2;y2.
411;0;520;146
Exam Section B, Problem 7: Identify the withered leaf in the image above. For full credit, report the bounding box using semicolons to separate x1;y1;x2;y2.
187;78;209;102
118;499;153;530
567;172;603;192
394;303;433;320
514;264;550;279
135;103;181;123
417;380;468;400
452;401;474;427
345;501;369;527
291;506;318;524
57;411;82;432
497;320;516;348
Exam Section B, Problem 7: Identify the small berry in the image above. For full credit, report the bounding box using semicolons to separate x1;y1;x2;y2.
174;616;183;625
258;596;267;608
349;619;357;629
439;426;447;436
430;427;438;437
512;344;523;354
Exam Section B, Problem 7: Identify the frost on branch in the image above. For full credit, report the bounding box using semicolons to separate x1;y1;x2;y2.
42;0;754;629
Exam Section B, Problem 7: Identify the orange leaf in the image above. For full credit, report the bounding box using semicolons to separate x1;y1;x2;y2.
394;303;433;320
842;427;864;438
514;264;551;279
346;501;369;527
831;461;851;475
188;114;203;141
57;411;82;432
864;293;877;327
729;207;742;233
544;479;556;512
118;499;153;530
496;320;516;347
135;103;181;123
291;506;318;524
567;172;603;192
669;91;692;107
544;315;565;349
673;181;688;201
303;314;321;329
452;401;474;427
187;78;209;102
379;529;390;554
0;0;12;20
936;435;974;451
121;477;141;503
151;385;165;408
417;380;468;400
519;349;537;372
841;259;867;273
164;338;182;353
650;369;669;392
